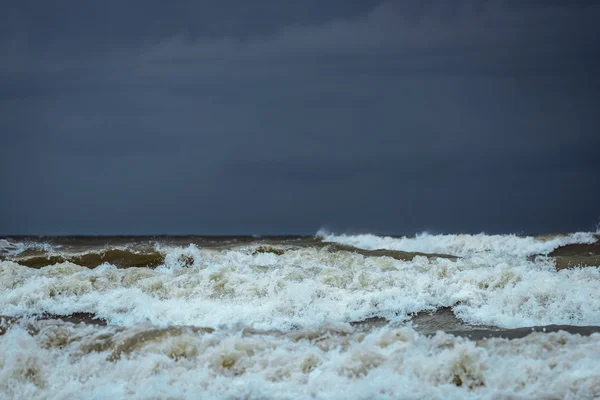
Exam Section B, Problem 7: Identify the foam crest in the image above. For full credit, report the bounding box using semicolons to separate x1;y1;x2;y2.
2;244;599;329
317;230;597;257
0;239;55;257
1;321;599;399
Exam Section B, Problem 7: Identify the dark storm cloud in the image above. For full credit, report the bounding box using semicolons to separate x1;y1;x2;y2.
1;1;599;235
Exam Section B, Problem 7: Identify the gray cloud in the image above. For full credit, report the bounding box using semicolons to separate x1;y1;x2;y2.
1;1;599;235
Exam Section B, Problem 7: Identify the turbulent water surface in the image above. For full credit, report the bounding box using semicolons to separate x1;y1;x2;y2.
1;231;600;399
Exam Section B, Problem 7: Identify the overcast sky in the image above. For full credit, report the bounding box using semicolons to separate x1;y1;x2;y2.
1;0;599;235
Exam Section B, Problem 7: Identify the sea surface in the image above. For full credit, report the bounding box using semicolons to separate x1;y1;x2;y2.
1;231;600;399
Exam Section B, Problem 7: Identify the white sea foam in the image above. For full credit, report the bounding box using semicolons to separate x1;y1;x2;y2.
2;234;600;398
317;230;597;257
1;321;599;399
0;239;55;257
1;243;599;329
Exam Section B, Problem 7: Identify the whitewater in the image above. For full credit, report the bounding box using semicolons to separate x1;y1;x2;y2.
1;231;599;399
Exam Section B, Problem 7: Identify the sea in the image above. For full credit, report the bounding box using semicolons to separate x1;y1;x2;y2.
1;230;599;399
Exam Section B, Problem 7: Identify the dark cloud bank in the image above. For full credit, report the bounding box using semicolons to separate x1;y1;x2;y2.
1;1;599;235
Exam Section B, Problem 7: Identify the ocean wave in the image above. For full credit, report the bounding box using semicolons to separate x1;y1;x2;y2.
1;320;599;399
2;244;600;329
9;243;458;269
12;249;165;269
0;239;55;257
317;230;598;257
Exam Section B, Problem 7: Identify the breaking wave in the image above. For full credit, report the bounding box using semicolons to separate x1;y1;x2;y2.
1;320;599;399
11;249;165;269
0;239;55;257
317;230;598;257
1;242;599;330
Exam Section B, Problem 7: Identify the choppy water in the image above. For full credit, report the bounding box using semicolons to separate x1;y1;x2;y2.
1;231;599;399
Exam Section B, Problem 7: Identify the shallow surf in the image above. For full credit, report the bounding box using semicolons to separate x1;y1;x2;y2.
1;231;599;399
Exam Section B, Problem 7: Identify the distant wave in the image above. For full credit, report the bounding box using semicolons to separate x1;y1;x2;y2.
0;239;55;257
11;249;165;269
317;230;598;257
